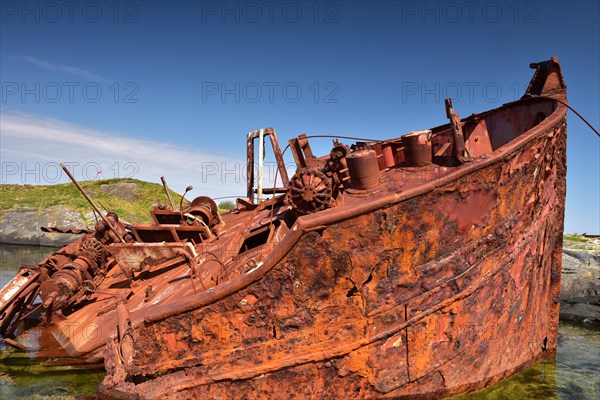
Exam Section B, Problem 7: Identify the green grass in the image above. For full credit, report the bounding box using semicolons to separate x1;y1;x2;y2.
563;234;591;243
0;179;185;224
218;200;236;212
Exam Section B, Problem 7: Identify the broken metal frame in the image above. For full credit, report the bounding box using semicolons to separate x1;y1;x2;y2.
246;128;289;204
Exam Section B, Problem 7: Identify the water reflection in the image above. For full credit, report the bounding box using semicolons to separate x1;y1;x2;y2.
0;244;57;287
0;353;104;399
447;324;599;400
0;244;104;399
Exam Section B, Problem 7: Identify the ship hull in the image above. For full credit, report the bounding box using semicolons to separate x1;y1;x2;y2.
101;110;567;399
0;58;568;400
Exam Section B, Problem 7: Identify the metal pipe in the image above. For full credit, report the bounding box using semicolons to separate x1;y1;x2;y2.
246;131;255;203
160;176;176;209
265;128;289;185
60;163;125;243
257;128;264;203
179;186;193;224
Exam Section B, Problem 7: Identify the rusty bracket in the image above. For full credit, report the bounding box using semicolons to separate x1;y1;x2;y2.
116;298;134;366
445;98;472;163
174;247;201;293
288;133;316;169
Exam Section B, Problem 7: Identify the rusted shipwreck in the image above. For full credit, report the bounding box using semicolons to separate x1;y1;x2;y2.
0;58;568;399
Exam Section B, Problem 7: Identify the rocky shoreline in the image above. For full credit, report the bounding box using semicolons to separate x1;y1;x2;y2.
0;206;87;247
560;240;600;325
0;207;598;324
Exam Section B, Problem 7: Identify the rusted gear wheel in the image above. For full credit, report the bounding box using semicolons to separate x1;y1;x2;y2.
80;238;104;265
286;168;333;214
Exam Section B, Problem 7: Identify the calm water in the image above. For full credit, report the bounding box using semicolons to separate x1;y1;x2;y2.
0;244;599;399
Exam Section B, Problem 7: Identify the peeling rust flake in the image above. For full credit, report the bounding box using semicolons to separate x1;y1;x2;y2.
0;58;568;399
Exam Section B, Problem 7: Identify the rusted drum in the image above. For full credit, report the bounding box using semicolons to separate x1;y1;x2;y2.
347;149;381;190
402;129;432;167
187;196;218;227
382;144;396;168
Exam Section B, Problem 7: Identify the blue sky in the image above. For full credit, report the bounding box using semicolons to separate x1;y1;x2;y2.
0;0;598;233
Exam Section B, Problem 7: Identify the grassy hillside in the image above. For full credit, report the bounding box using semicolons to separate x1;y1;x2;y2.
0;178;185;224
563;234;600;250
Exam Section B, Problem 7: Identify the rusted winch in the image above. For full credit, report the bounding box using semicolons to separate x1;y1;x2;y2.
328;141;351;187
39;238;104;309
95;212;130;244
185;196;220;228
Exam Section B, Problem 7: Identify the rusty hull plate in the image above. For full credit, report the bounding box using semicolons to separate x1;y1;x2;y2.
101;120;566;399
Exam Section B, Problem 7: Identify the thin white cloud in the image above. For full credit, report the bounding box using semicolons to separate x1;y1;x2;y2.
13;56;108;82
0;111;256;199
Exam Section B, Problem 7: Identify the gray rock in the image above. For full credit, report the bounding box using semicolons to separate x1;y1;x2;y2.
563;248;600;265
560;243;600;325
99;182;141;201
560;303;600;324
0;206;87;246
